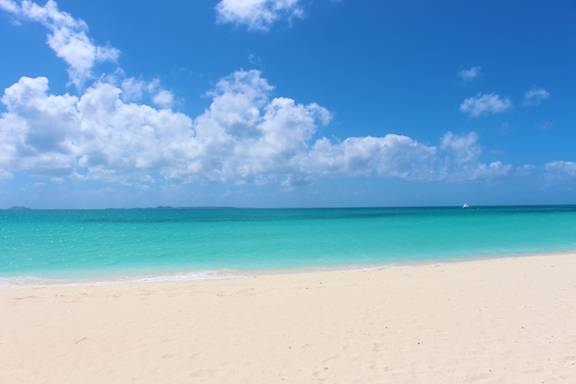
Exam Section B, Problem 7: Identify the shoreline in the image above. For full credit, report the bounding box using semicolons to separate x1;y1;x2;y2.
1;252;575;383
2;249;576;289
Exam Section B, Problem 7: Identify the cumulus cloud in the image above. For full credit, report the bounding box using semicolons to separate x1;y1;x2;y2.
2;0;119;88
440;131;481;166
304;135;440;183
522;86;550;106
187;70;331;184
120;77;148;102
540;161;576;186
460;93;512;118
544;161;576;177
0;76;193;184
116;75;175;108
458;66;481;83
153;90;174;108
215;0;304;30
1;76;80;176
437;131;513;182
0;70;518;186
510;161;576;188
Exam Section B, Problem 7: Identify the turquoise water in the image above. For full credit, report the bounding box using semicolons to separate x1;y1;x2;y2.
1;206;576;286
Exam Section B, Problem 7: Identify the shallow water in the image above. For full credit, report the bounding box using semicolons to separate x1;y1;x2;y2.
1;206;576;286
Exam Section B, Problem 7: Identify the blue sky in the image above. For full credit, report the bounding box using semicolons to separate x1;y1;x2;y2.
0;0;575;208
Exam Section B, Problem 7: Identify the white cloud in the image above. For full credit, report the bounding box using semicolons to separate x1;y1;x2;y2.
215;0;304;31
0;70;517;187
0;76;193;183
437;131;513;182
545;161;576;177
188;70;331;184
0;76;80;177
440;131;481;166
153;90;174;108
466;161;513;181
458;66;481;83
305;134;440;183
460;93;512;118
117;76;174;109
120;77;147;102
2;0;120;88
523;86;550;106
541;161;576;186
0;0;19;13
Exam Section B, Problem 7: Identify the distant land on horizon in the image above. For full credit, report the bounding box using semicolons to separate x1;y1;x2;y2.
107;206;239;210
2;206;238;211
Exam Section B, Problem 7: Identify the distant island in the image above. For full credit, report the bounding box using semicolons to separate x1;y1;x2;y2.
105;206;238;210
6;206;32;211
2;206;237;211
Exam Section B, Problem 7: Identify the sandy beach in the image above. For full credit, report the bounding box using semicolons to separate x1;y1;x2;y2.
1;253;575;383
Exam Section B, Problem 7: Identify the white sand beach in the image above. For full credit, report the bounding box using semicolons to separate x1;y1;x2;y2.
1;253;575;383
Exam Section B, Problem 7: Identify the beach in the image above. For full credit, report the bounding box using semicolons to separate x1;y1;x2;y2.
1;253;575;383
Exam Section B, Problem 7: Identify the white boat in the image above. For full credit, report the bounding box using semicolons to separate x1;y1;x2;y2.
462;204;469;208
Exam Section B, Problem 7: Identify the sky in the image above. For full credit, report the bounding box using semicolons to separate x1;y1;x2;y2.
0;0;575;209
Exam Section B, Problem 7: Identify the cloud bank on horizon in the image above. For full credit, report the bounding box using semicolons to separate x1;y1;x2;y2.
0;0;572;206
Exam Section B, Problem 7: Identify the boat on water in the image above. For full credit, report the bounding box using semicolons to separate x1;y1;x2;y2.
462;204;470;208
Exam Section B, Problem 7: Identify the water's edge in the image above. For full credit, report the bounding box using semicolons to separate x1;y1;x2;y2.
2;249;573;289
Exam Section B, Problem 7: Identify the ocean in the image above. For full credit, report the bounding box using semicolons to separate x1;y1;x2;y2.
1;205;576;286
